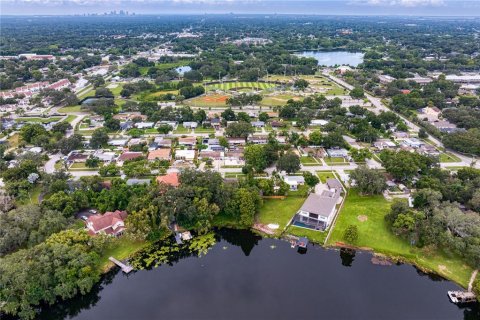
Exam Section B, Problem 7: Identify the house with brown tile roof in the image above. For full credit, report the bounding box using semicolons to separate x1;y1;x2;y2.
178;136;197;148
148;148;171;161
117;151;144;166
86;210;127;236
156;172;180;188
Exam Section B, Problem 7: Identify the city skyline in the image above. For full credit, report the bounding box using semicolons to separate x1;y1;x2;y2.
1;0;480;16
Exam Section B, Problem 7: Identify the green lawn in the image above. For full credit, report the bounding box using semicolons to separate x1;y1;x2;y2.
173;124;190;134
75;129;96;136
287;225;328;244
256;186;309;236
324;157;347;165
261;94;303;106
16;117;62;123
300;156;318;164
77;87;95;100
64;115;77;123
58;105;82;113
327;189;474;287
99;238;147;272
194;127;215;133
326;86;348;95
206;81;275;92
439;152;461;163
316;171;336;183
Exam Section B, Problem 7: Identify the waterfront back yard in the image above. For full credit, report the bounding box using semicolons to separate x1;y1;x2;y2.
327;189;474;287
256;186;308;236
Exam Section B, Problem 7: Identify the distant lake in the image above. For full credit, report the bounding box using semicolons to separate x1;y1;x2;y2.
38;229;478;320
175;65;192;75
296;51;364;67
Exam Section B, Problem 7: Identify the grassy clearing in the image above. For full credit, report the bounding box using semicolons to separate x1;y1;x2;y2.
256;186;309;236
184;94;229;107
206;81;275;92
173;124;190;134
77;87;95;100
16;117;62;123
99;238;147;272
316;171;336;183
194;127;215;133
300;156;318;164
327;189;473;287
261;94;303;106
7;133;20;148
439;152;461;163
58;105;82;113
75;129;96;136
64;115;77;123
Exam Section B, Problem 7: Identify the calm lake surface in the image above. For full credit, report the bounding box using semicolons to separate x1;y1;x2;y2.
40;229;478;320
296;51;364;67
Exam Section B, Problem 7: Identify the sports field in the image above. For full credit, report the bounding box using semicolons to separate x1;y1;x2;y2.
185;94;229;107
206;81;276;92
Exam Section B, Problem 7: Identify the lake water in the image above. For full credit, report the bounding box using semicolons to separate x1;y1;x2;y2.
39;229;478;320
175;65;192;75
296;51;364;67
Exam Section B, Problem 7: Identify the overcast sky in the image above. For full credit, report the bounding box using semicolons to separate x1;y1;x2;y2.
1;0;480;16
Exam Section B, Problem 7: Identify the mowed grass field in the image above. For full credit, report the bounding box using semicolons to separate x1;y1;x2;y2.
327;189;474;287
185;94;229;107
261;94;303;106
206;82;276;92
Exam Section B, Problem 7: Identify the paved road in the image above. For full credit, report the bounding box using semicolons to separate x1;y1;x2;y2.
66;114;85;138
44;154;62;174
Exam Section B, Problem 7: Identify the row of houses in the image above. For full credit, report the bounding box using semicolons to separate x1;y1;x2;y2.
0;79;71;99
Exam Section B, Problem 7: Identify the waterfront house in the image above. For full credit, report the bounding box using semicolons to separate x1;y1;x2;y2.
86;210;128;237
293;192;339;231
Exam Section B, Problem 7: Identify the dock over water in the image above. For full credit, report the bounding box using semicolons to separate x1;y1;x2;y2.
109;257;133;274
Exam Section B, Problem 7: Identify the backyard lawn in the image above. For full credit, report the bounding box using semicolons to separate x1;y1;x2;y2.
287;225;328;244
327;189;474;287
99;238;148;272
256;186;308;236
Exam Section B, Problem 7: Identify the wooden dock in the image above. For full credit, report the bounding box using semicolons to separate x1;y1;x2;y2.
447;291;476;304
109;257;133;274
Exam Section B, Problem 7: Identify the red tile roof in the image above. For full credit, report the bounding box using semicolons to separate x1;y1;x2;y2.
86;210;127;236
148;149;171;161
156;172;180;187
118;152;144;162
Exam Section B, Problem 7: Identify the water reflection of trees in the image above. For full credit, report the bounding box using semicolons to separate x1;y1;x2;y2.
36;270;118;320
340;248;356;267
216;228;262;256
